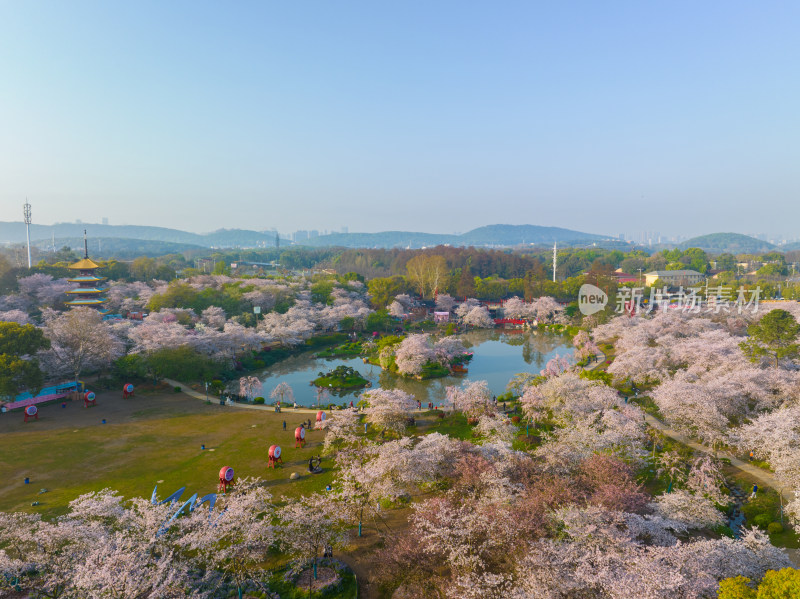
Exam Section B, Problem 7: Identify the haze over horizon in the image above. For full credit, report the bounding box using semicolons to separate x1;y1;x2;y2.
2;1;799;239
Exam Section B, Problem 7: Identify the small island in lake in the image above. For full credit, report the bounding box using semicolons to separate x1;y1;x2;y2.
313;365;369;390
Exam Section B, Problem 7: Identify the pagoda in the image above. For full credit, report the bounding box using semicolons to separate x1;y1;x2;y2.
65;231;109;313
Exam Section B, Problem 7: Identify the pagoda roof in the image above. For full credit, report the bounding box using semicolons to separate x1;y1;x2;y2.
68;258;103;270
65;298;109;305
67;275;106;283
66;288;107;295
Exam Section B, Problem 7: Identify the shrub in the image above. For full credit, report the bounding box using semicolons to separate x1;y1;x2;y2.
437;411;445;419
173;386;181;393
253;397;265;404
511;415;521;424
753;513;772;528
767;521;784;534
467;417;479;425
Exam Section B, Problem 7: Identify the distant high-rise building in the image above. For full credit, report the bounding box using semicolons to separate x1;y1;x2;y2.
341;226;348;234
102;217;109;225
309;230;320;239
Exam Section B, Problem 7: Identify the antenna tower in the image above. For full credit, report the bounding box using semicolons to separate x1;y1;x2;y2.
23;200;32;269
552;242;557;282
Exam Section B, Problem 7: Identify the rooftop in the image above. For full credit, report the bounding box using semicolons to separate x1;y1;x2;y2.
645;270;704;277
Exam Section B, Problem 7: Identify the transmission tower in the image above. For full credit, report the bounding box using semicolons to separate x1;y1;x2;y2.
552;242;557;283
23;200;32;269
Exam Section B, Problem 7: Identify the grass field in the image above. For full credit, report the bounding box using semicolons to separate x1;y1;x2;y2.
0;385;335;517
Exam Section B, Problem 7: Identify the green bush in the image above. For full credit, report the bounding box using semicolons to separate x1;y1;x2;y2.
767;521;783;534
753;513;772;528
173;386;181;393
511;415;521;424
253;397;265;404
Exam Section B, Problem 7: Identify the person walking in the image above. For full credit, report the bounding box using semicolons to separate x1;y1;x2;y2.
282;420;286;431
751;484;758;499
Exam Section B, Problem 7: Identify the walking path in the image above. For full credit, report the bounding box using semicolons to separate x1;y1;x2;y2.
581;353;793;502
643;413;794;503
162;378;323;415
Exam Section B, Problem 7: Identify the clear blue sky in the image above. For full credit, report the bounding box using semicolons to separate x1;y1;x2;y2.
1;1;798;239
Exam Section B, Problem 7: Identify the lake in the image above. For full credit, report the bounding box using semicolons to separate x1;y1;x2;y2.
251;329;573;407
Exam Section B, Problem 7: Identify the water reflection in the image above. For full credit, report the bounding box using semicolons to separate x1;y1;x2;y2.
252;329;572;407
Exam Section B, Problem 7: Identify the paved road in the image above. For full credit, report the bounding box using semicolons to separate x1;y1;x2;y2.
163;378;324;415
643;413;795;503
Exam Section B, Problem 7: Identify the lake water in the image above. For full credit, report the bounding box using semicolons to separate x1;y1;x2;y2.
251;329;573;407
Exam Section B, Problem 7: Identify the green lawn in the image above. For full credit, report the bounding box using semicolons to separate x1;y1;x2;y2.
0;391;336;517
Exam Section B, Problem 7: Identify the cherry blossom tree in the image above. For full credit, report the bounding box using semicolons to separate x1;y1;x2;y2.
0;309;31;325
435;293;456;312
317;407;361;452
275;493;348;582
502;296;531;320
434;336;467;363
176;478;274;598
17;273;72;308
529;296;564;323
362;388;417;436
270;381;294;405
461;305;494;328
540;354;572;378
239;376;261;401
446;380;494;418
455;298;480;318
127;319;196;353
394;334;435;376
393;294;415;311
388;300;406;318
513;507;790;599
200;306;226;330
39;307;123;380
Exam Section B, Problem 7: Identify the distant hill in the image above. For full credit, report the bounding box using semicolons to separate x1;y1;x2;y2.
777;241;800;252
0;222;277;248
678;233;776;254
31;237;205;259
305;224;609;249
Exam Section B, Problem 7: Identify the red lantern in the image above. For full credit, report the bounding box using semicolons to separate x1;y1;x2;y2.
295;426;306;448
316;410;326;423
84;391;96;408
218;466;235;493
24;405;38;422
268;444;282;468
123;383;134;399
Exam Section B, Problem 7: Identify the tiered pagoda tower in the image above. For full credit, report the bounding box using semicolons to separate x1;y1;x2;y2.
65;231;109;313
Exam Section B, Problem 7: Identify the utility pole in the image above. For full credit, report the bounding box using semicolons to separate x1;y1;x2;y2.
552;242;557;283
23;200;32;268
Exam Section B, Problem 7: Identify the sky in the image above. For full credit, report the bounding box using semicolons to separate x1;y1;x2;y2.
1;1;799;239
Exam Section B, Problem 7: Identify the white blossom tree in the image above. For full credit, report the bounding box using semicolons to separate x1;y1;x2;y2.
39;308;123;380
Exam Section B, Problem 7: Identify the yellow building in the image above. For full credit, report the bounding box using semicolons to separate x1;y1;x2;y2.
65;232;109;313
644;270;705;287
